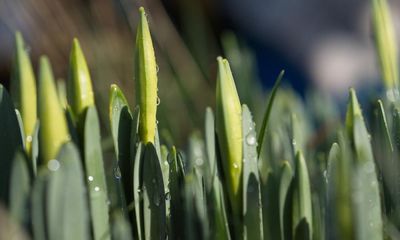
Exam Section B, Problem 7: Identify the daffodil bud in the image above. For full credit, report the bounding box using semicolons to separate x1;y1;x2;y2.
135;7;158;144
372;0;398;91
38;56;70;164
345;88;363;138
215;57;243;215
67;38;95;121
10;32;37;151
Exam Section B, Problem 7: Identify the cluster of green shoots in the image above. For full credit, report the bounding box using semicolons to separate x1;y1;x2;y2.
0;1;400;239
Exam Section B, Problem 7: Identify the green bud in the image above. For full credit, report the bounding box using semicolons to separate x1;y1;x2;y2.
372;0;399;91
10;32;37;150
135;7;158;144
67;38;95;120
215;57;243;215
345;88;363;138
38;56;70;164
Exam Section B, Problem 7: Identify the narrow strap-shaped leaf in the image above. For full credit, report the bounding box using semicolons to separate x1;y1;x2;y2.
0;84;23;206
256;70;284;156
204;107;217;191
292;151;312;240
109;84;133;208
31;169;49;240
168;147;185;239
15;109;26;149
133;143;144;240
352;115;383;240
279;161;293;240
84;106;110;240
30;122;40;176
142;143;166;239
9;149;31;228
47;143;90;240
242;104;263;240
208;172;231;240
111;210;133;240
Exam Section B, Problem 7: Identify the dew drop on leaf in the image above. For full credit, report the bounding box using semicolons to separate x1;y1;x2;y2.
114;167;122;179
246;131;257;146
47;159;60;171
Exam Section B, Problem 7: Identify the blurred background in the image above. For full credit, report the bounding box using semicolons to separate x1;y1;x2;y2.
0;0;399;146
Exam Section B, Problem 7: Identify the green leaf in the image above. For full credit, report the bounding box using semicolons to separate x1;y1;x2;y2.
15;109;26;149
257;70;284;156
352;115;383;240
242;104;263;240
142;143;166;239
109;84;132;162
31;169;49;240
292;151;312;240
208;171;231;240
46;143;90;240
204;107;217;190
133;143;144;240
168;147;185;239
9;149;31;227
111;210;133;240
327;135;354;239
30;122;40;176
279;161;293;240
109;84;133;208
83;106;110;240
0;84;23;206
135;7;158;144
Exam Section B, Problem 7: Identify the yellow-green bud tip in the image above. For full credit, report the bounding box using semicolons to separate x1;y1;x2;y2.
67;38;95;122
39;56;70;164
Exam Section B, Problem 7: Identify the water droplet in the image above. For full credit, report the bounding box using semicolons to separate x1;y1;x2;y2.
114;106;118;112
156;97;161;106
26;135;32;143
292;139;297;147
233;163;239;169
153;193;160;206
246;131;256;146
371;180;377;187
137;188;142;193
47;159;60;171
163;160;169;166
156;65;160;73
88;176;94;182
323;170;328;183
243;158;247;163
165;192;171;200
94;186;100;192
114;167;122;179
107;200;111;205
195;157;204;166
